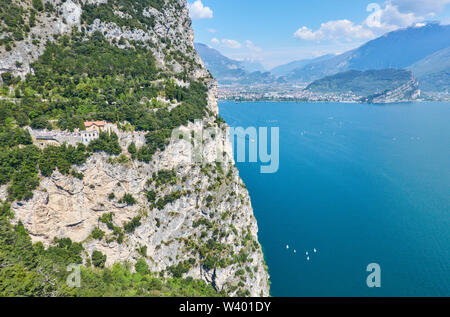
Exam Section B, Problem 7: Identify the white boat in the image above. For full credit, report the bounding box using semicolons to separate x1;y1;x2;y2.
306;251;308;255
307;256;310;261
314;248;317;253
286;245;289;249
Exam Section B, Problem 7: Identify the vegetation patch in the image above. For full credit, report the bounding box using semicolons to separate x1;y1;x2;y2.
123;216;142;233
118;193;137;206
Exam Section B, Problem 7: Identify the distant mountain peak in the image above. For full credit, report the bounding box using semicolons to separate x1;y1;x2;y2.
286;23;450;85
195;42;275;85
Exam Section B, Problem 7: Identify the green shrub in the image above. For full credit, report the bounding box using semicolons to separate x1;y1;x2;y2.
153;169;177;186
146;190;157;203
99;213;114;230
127;142;136;155
32;0;44;11
119;193;137;206
155;191;183;210
135;258;149;275
123;216;141;233
91;227;105;240
92;251;107;268
1;72;19;86
88;132;121;156
168;259;194;278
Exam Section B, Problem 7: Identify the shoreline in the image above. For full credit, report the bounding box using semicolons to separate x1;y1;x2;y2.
218;99;450;105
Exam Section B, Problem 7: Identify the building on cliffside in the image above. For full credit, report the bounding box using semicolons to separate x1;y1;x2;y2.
28;121;116;147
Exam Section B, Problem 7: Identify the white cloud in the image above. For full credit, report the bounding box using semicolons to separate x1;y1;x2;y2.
366;0;450;31
391;0;450;15
221;39;242;49
246;40;262;52
293;27;316;41
365;2;418;33
294;19;375;42
188;0;213;20
413;22;427;28
210;38;242;49
294;0;450;43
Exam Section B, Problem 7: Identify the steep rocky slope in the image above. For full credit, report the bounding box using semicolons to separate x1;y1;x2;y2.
0;0;207;80
408;46;450;94
306;69;420;103
287;23;450;83
0;0;269;296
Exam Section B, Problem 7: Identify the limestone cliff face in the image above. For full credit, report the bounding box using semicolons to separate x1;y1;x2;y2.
0;0;80;79
0;0;207;80
5;120;270;296
365;78;421;104
0;0;269;296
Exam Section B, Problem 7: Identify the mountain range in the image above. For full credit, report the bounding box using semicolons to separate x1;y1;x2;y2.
286;22;450;85
306;69;420;103
194;43;275;85
196;22;450;94
306;69;414;95
408;46;450;93
270;54;335;77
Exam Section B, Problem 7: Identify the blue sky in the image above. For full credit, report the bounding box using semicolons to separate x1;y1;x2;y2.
189;0;450;69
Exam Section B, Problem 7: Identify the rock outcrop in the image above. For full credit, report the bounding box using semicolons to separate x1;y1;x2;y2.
305;69;421;104
364;79;421;104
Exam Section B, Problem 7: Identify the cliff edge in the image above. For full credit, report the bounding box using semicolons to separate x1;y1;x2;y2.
0;0;269;296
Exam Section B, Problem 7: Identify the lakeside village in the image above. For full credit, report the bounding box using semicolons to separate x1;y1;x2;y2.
219;87;364;103
218;84;450;103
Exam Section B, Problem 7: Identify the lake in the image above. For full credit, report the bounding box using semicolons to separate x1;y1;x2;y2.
219;101;450;297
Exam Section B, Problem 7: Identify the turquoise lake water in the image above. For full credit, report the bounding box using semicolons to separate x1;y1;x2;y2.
219;101;450;297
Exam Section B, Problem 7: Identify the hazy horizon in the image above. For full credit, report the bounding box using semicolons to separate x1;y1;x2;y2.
189;0;450;68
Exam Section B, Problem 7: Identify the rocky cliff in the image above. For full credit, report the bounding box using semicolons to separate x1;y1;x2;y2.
364;78;421;104
0;0;269;296
305;69;421;104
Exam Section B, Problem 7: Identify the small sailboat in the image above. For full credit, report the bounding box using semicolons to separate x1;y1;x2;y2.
307;256;310;261
314;248;317;253
286;245;289;249
306;251;308;255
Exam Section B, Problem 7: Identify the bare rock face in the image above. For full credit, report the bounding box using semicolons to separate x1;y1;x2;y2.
8;123;270;296
0;0;270;297
0;0;208;81
0;0;84;79
368;79;421;103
